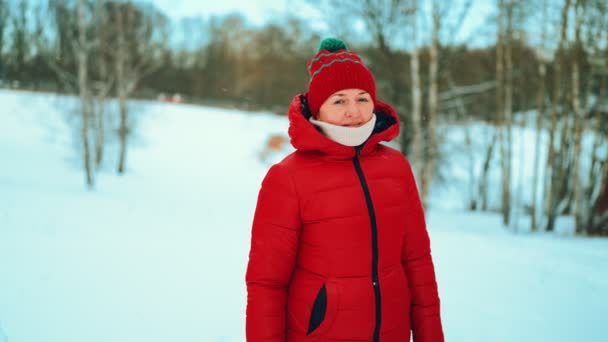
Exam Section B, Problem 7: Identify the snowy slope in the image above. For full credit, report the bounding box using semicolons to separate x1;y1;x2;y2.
0;89;607;342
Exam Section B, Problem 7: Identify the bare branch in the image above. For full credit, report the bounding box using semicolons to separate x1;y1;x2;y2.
439;80;497;101
47;58;78;92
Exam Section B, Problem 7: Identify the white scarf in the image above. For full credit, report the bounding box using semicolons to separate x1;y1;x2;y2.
309;114;377;147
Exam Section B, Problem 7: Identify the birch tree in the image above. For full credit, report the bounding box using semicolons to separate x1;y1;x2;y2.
501;0;515;226
420;0;440;209
496;0;507;223
580;0;608;235
544;0;571;232
11;0;28;86
91;0;113;169
410;0;423;187
107;1;166;174
76;0;93;187
45;0;114;188
0;1;9;82
585;74;607;234
571;0;585;232
45;0;97;188
531;0;549;231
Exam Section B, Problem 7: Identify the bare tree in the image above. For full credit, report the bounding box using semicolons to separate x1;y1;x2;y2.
501;0;515;227
531;0;549;231
45;0;116;187
445;74;478;209
107;1;166;174
357;0;410;108
410;0;423;186
91;0;114;168
420;0;440;209
544;0;572;232
496;0;507;223
571;0;585;232
585;75;607;234
30;1;49;90
48;0;78;92
580;0;608;234
553;82;576;228
434;77;497;211
0;0;9;82
113;2;131;175
431;0;485;211
44;0;98;188
478;132;497;211
76;0;93;187
11;0;28;86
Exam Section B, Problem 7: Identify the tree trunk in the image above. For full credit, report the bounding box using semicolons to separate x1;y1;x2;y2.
589;160;608;235
586;73;607;234
115;6;129;174
77;0;93;188
93;0;109;169
0;3;8;81
531;0;548;232
531;63;546;231
479;132;497;211
421;0;440;209
502;0;514;227
94;99;105;168
544;0;571;232
410;0;423;187
446;75;476;209
496;0;506;224
110;2;160;174
466;124;475;210
572;0;585;233
117;94;128;174
13;0;28;87
554;85;574;221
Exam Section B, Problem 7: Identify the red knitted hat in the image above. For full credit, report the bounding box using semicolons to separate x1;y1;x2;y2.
306;38;377;116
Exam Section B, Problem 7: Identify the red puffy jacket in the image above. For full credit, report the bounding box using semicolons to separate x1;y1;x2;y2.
246;94;444;342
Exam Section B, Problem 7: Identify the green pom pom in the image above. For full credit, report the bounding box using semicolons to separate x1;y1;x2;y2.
318;38;348;53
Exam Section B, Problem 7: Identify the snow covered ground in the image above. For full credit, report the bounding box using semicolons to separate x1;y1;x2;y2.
0;89;607;341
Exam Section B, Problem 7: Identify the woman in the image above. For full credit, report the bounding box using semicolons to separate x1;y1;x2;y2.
246;38;444;342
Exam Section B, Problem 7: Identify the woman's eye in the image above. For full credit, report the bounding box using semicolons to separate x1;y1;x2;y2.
333;100;344;105
358;98;370;102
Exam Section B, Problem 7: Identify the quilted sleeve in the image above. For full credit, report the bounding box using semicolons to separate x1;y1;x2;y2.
245;163;301;341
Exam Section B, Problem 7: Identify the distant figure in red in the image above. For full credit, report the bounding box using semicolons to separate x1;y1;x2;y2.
246;38;444;342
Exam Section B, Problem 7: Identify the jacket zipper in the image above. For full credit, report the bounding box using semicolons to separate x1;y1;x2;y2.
353;145;381;342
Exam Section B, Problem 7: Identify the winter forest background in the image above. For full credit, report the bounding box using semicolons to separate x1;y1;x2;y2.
0;0;607;341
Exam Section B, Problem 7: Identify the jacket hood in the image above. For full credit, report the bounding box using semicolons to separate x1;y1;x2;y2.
287;94;400;159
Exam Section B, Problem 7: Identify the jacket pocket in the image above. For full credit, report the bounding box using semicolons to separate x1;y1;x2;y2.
307;284;327;335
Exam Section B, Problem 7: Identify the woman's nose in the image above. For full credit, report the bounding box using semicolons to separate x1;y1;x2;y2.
345;102;358;117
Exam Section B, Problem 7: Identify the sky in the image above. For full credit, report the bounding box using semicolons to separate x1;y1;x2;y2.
150;0;296;25
149;0;497;47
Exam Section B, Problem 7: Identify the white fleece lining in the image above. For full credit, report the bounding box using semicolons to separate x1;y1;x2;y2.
309;114;376;147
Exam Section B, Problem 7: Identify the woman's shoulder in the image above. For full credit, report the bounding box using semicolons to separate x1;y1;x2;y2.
272;150;327;169
375;144;410;163
371;144;417;179
263;151;314;179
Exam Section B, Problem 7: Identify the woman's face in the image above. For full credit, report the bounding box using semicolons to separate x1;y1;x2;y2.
317;88;374;127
